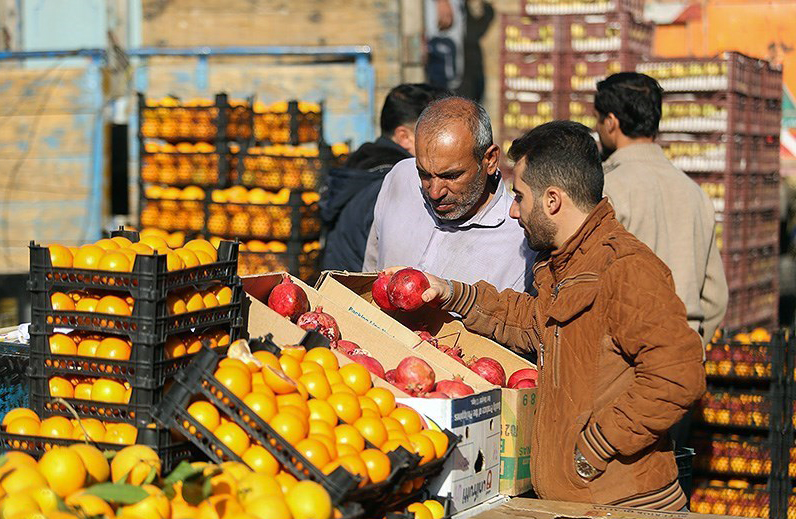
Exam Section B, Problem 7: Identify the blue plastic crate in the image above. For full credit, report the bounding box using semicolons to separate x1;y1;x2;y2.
0;340;29;417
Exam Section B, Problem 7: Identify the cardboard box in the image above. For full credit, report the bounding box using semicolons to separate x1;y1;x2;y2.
243;273;502;513
315;271;538;496
470;498;728;519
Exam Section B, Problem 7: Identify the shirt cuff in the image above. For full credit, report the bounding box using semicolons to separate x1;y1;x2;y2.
575;421;617;472
440;280;478;317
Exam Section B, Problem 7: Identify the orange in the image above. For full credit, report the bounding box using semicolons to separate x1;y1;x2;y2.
307;399;337;427
331;383;356;395
184;239;218;262
269;412;307;445
299;361;324;375
327;393;361;424
358;396;380;415
77;339;100;357
166;336;187;358
175;248;201;269
304;348;339;370
185;292;206;312
262;366;298;395
353;417;388;448
215;422;251;456
237;472;282;504
242;445;279;476
215;367;252;398
129;242;154;255
203;292;220;308
49;376;74;398
274;472;298;495
96;337;132;360
139;235;169;250
38;447;87;497
284;481;332;519
6;416;40;436
359;449;391;483
275;393;308;413
48;244;73;268
325;370;343;386
51;292;76;311
219;358;253;375
97;251;132;272
309;434;338;460
71;417;105;441
168;294;187;315
253;351;280;370
334;424;365;452
111;445;161;485
387;428;409;442
68;443;110;484
104;423;137;445
186;337;203;354
76;297;100;312
74;382;94;399
295;438;332;468
49;333;77;355
338;364;372;396
194;250;214;265
188;400;221;432
390;407;423;434
420;429;449;458
408;433;436;464
65;493;115;518
380;439;413;456
196;494;242;519
2;407;40;427
163;249;185;271
335;455;370;487
361;408;380;418
38;416;73;439
110;236;133;248
243;393;278;423
91;378;127;403
117;484;171;519
216;286;233;305
208;469;238;496
366;388;396;417
94;238;120;251
308;420;335;438
244;495;291;519
278;355;302;380
423;500;445;519
407;503;433;519
280;346;306;362
73;245;106;270
96;295;132;316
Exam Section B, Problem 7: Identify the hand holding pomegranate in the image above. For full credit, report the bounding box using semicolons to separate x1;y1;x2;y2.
381;266;451;309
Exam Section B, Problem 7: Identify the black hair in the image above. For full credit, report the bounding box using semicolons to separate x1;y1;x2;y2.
594;72;664;138
508;120;604;211
380;83;451;136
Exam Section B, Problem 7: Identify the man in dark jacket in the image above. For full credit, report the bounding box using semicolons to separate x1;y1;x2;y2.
320;83;449;271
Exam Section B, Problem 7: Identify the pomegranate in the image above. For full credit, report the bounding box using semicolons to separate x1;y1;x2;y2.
435;378;474;398
511;378;537;389
267;275;309;321
415;330;438;348
372;272;398;312
394;356;436;396
387;268;430;312
297;306;341;342
385;369;397;384
507;368;538;388
348;354;386;379
425;391;449;399
469;357;506;387
438;343;466;365
334;340;360;355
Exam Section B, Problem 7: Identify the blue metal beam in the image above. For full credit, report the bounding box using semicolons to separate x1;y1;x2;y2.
0;48;106;60
127;45;372;58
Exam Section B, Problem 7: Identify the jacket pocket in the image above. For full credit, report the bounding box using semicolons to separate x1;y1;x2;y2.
563;414;591;490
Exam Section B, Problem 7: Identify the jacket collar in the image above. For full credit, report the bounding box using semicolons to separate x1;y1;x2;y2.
603;142;667;173
549;198;614;276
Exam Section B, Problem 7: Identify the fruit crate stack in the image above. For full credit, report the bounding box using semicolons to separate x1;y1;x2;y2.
637;53;783;330
0;229;245;471
137;93;348;283
498;0;653;162
691;329;793;519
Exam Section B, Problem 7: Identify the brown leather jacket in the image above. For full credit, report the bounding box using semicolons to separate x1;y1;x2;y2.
443;199;705;510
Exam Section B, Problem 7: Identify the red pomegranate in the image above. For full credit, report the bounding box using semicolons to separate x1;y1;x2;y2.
333;340;360;355
348;354;386;379
372;272;398;312
267;275;309;321
425;391;449;399
469;357;506;387
507;368;538;388
511;378;537;389
385;369;397;384
394;356;436;396
415;330;439;348
435;378;474;398
438;343;466;365
297;306;341;342
387;268;430;312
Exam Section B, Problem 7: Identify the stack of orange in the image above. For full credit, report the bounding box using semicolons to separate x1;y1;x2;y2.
186;346;447;493
2;408;141;445
393;500;446;519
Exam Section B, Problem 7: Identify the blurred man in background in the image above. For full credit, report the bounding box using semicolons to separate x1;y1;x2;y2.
321;84;449;271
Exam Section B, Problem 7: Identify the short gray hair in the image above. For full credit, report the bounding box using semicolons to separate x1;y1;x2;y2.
416;97;493;161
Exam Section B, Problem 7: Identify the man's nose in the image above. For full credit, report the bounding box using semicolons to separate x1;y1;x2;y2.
427;177;447;200
509;199;520;220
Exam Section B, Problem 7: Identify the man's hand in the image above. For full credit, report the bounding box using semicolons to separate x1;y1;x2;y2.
382;267;452;305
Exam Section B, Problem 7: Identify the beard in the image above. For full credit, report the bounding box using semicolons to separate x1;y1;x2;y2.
522;200;557;251
425;166;488;221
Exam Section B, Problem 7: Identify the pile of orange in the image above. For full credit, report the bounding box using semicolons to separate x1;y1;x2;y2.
395;500;446;519
166;283;235;315
1;408;140;445
186;347;447;493
48;373;133;404
165;328;232;359
47;235;219;273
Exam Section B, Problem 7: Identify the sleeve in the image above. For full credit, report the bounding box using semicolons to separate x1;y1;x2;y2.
362;176;388;271
699;226;729;347
443;280;537;353
575;256;706;470
603;174;633;232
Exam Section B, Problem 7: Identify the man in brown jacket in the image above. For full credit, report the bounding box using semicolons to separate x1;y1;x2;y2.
391;121;706;510
595;72;728;348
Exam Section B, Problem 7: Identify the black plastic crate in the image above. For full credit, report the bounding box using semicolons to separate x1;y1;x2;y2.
229;145;335;192
252;100;323;146
206;196;321;242
522;0;644;18
28;236;240;302
139;93;245;144
140;148;222;187
154;344;418;506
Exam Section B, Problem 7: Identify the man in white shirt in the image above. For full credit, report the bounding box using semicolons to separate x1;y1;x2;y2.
363;96;535;292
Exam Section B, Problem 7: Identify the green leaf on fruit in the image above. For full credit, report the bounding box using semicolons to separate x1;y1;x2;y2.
83;483;149;504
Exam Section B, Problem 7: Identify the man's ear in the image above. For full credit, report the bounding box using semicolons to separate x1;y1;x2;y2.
392;125;415;154
606;113;620;134
483;143;500;175
546;187;564;216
